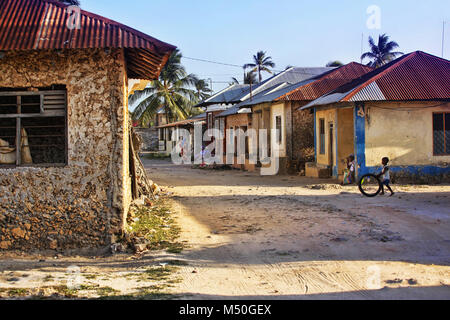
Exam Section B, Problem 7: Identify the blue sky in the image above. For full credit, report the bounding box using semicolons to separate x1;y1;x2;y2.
81;0;449;92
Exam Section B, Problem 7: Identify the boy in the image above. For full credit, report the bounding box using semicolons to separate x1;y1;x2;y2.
348;155;355;183
377;157;395;196
342;155;355;185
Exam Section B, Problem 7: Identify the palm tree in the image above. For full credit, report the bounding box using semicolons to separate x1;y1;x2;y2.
361;34;404;68
193;78;212;101
244;51;276;83
326;61;344;67
229;77;240;85
129;49;197;127
243;71;257;85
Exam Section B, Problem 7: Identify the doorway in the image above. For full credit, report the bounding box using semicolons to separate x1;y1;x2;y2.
329;122;334;175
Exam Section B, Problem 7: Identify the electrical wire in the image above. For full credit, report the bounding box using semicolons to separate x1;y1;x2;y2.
182;55;338;76
183;56;242;68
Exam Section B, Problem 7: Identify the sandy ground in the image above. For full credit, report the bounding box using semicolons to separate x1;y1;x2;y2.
0;158;449;300
143;158;450;300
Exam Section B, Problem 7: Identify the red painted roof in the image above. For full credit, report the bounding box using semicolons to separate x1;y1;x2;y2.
0;0;176;79
277;62;373;101
304;52;450;109
345;51;450;101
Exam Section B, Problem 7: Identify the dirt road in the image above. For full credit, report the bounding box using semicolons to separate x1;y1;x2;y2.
0;158;449;300
143;158;450;299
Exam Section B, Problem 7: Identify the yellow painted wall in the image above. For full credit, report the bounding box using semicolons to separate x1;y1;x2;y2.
225;113;255;171
365;102;450;166
337;107;354;175
315;108;337;167
270;102;287;158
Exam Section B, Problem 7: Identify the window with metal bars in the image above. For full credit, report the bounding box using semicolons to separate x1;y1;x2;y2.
0;89;67;167
433;112;450;155
275;116;282;144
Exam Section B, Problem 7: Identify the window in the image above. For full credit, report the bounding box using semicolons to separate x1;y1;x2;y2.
219;118;225;138
214;119;219;131
159;128;165;140
241;126;249;156
0;89;67;167
207;113;213;130
275;116;282;144
319;118;325;154
433;113;450;155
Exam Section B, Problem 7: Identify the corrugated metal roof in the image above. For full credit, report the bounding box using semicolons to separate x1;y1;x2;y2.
0;0;176;79
227;63;371;109
196;84;250;107
196;67;334;108
349;81;385;101
236;82;305;108
239;67;335;101
157;113;206;128
216;105;251;117
277;62;373;101
302;51;450;109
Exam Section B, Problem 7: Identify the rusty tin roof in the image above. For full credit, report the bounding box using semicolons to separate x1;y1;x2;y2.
277;62;373;101
0;0;176;79
303;51;450;109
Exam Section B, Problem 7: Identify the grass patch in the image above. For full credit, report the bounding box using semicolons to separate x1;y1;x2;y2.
51;285;80;298
7;288;29;297
96;286;120;296
144;266;178;281
127;197;183;252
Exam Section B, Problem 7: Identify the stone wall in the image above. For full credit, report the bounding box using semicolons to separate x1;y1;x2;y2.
291;103;314;162
134;128;159;152
0;49;131;251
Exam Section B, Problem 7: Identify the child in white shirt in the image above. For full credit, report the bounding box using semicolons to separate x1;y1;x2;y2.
377;157;394;196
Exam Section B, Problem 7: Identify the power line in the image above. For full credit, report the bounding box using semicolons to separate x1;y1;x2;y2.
183;56;243;68
183;55;336;75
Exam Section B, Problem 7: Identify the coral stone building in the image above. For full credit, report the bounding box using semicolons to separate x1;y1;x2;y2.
0;0;175;250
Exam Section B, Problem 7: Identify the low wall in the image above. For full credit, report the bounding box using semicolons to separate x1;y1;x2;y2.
134;128;159;152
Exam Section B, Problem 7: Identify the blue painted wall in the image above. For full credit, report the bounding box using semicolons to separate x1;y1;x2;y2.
354;104;368;179
364;165;450;176
353;102;450;181
313;108;317;162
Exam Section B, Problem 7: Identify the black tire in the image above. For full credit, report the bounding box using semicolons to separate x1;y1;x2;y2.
358;174;382;197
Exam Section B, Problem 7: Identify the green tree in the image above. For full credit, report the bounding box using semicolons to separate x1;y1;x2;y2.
243;71;257;85
129;49;198;127
361;34;403;68
229;77;240;85
243;51;276;83
326;61;344;67
193;78;212;101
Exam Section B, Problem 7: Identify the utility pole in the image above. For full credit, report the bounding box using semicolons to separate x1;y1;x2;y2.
361;33;364;63
208;78;213;94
